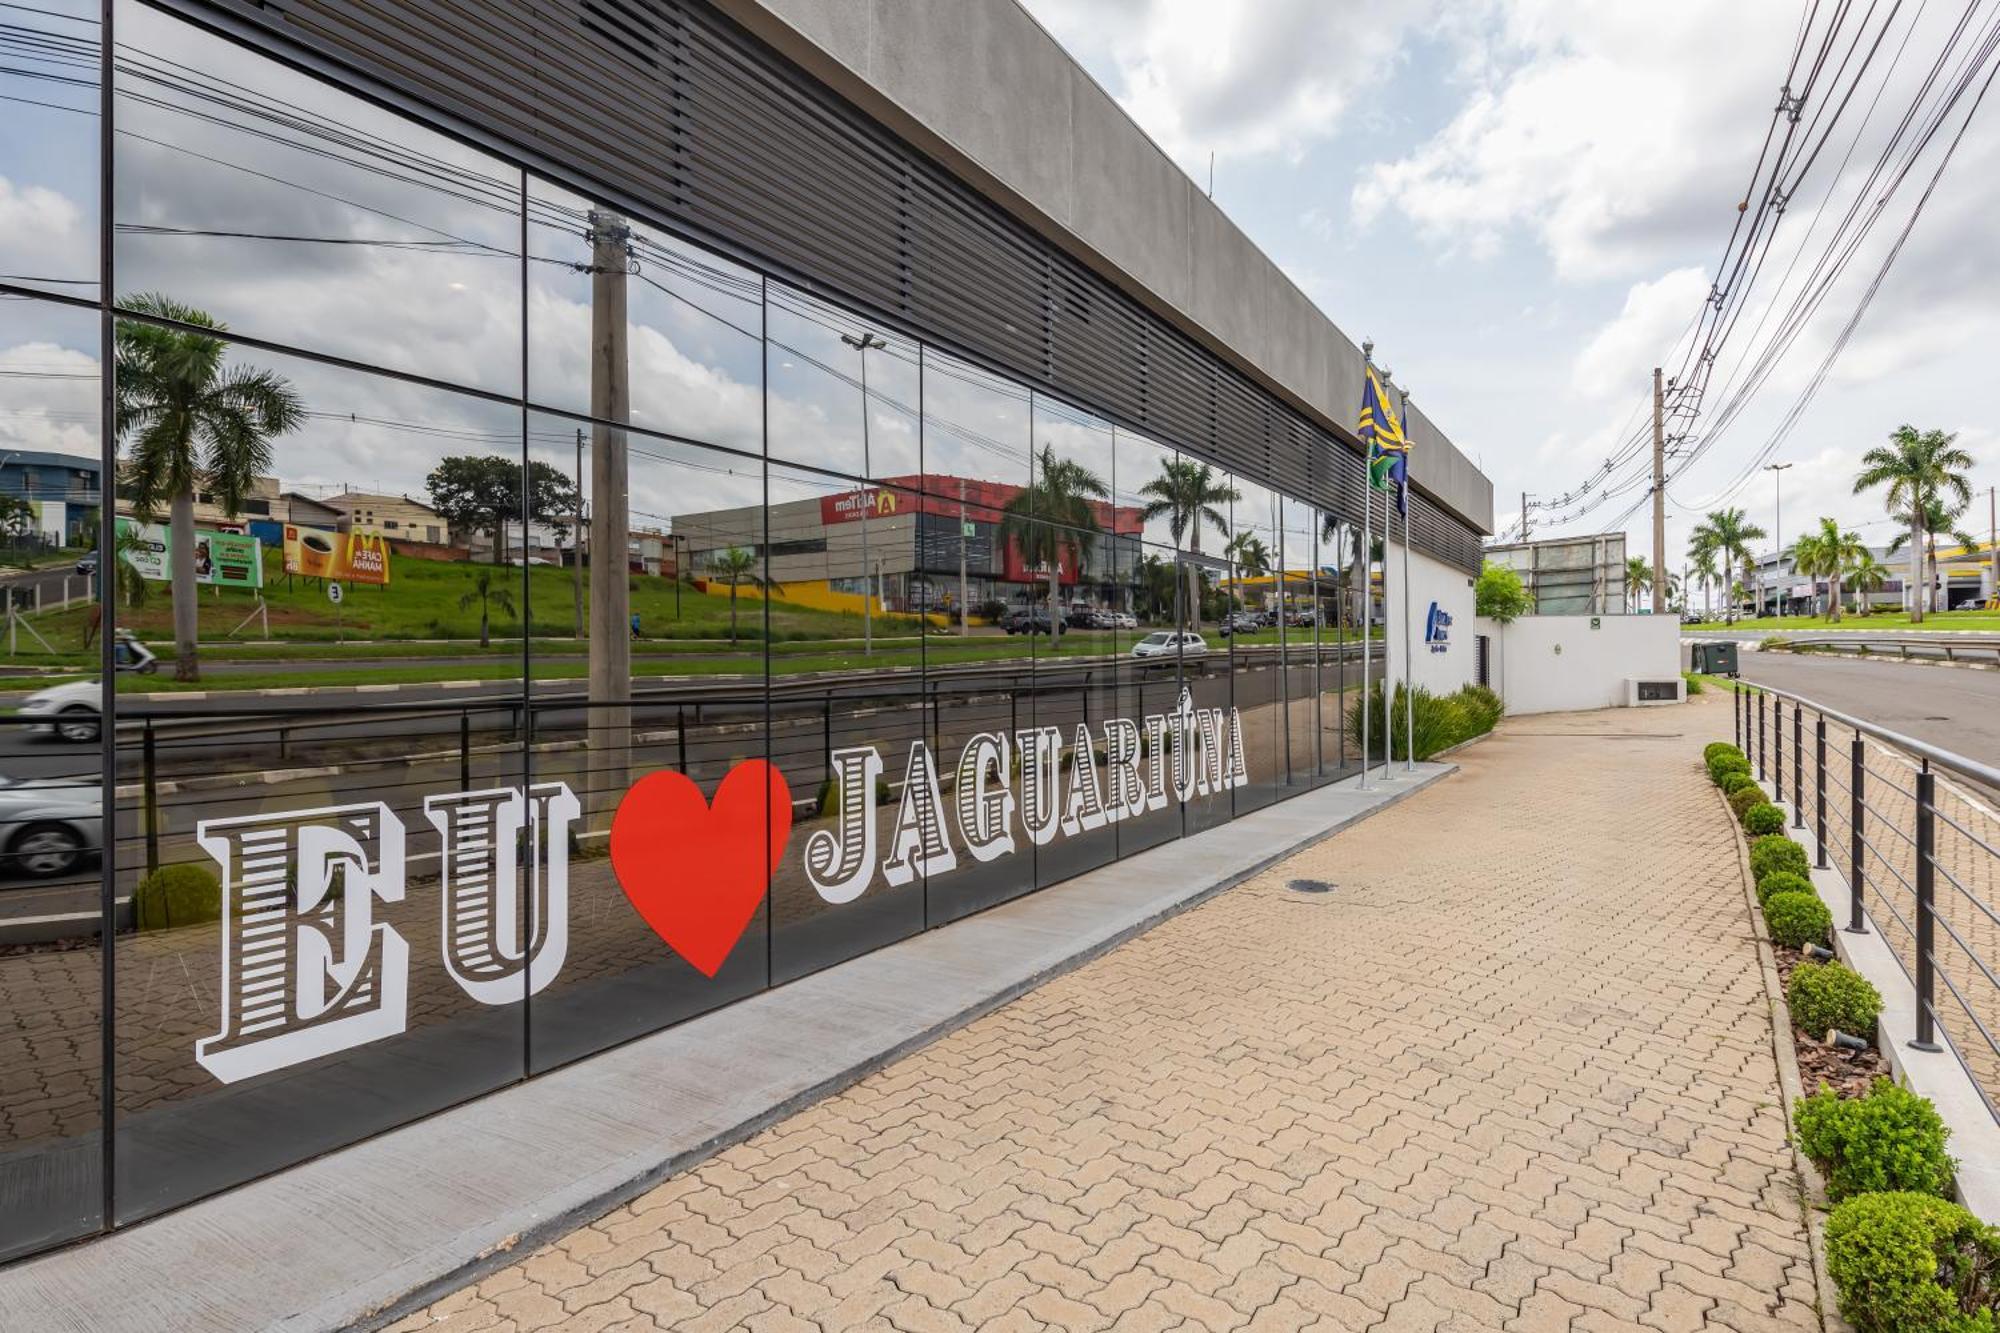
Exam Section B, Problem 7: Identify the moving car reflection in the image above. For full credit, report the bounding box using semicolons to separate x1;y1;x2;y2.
0;777;99;879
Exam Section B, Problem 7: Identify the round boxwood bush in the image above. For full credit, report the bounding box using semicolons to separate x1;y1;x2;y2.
1711;754;1754;786
1757;869;1815;907
1744;802;1787;836
1765;889;1833;949
135;863;222;931
1730;785;1769;821
1788;961;1884;1041
1751;834;1811;883
1824;1191;1997;1331
1705;741;1743;763
1799;1080;1955;1201
1721;771;1760;797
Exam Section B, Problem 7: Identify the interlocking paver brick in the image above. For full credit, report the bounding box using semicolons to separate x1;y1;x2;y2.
406;696;1821;1331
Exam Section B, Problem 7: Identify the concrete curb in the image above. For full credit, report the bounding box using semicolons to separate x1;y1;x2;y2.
1720;777;1850;1333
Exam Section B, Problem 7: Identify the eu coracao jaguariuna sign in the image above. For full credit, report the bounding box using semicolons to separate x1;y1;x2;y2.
193;688;1248;1083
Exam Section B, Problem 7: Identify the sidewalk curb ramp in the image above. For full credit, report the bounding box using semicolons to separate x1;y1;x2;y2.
0;763;1457;1333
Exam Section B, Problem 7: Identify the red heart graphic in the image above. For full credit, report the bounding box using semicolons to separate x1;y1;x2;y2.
610;760;792;977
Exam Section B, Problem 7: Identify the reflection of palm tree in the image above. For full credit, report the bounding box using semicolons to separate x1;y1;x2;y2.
1224;531;1269;611
458;568;517;648
708;546;774;646
116;294;302;681
1854;424;1973;622
1139;459;1237;630
998;445;1108;639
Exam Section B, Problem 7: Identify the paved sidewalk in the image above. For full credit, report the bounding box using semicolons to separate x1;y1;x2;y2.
397;694;1820;1333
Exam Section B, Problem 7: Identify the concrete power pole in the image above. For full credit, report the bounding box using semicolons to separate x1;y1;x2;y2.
958;477;969;636
1651;368;1666;615
587;210;632;812
1990;485;1997;607
1520;491;1531;542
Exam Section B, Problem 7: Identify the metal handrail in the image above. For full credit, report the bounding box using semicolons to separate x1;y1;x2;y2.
1744;680;2000;794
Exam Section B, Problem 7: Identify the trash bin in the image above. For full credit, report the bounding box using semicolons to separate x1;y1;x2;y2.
1694;641;1739;677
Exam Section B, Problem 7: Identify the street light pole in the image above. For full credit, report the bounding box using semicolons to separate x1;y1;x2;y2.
841;330;887;655
1764;462;1792;618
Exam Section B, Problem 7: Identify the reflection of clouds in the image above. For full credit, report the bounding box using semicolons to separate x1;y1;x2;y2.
0;178;93;291
0;337;100;460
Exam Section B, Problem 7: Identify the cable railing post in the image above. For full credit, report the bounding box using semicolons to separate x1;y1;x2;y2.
142;718;160;878
1911;763;1943;1052
1792;702;1804;829
1845;733;1867;935
1814;714;1827;868
1773;694;1783;797
1758;690;1767;780
1734;681;1741;752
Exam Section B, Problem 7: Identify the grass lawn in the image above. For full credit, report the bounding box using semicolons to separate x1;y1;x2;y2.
1702;609;2000;632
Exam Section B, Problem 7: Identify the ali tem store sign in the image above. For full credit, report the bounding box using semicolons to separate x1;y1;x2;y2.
194;689;1250;1084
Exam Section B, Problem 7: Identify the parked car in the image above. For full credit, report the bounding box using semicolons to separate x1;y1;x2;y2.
1286;607;1320;627
1002;608;1064;635
74;552;99;577
1215;613;1261;637
1111;611;1138;631
1131;631;1208;660
0;777;100;879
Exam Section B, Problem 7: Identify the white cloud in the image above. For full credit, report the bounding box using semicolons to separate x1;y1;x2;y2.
1571;267;1708;400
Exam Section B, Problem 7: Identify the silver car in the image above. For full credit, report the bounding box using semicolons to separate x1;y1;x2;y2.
0;777;100;879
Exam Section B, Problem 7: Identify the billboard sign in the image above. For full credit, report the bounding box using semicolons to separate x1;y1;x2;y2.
282;524;391;586
115;518;264;589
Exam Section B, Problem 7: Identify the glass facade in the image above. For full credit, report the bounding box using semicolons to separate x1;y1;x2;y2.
0;0;1408;1261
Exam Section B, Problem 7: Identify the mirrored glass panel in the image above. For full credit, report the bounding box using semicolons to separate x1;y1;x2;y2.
1230;475;1283;813
525;413;767;1071
108;331;527;1222
1115;540;1185;858
112;1;523;393
766;284;919;481
0;294;104;1260
1180;465;1237;835
0;0;100;299
1279;496;1321;787
527;179;762;453
763;463;925;982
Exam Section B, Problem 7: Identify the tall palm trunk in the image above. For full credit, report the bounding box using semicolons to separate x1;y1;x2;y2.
1828;571;1843;623
729;583;739;645
1908;513;1926;623
478;600;491;648
169;488;199;682
1048;564;1061;642
1186;534;1202;631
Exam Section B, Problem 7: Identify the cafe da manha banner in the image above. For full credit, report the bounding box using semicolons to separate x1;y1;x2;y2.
282;523;391;585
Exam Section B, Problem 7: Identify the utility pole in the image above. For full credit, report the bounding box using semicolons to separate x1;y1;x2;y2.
1765;461;1793;618
841;330;886;655
1520;491;1532;541
586;209;632;813
958;477;969;637
1989;485;1997;607
573;427;584;640
1651;367;1666;616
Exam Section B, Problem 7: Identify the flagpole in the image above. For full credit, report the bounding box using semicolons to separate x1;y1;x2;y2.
1358;350;1374;791
1400;386;1415;773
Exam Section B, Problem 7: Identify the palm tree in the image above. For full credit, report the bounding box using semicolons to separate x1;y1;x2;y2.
998;445;1109;640
1625;556;1654;612
1846;550;1890;616
707;546;774;646
1886;493;1979;617
457;567;517;648
1689;542;1720;620
1789;517;1866;623
1139;459;1238;631
1224;530;1270;612
1689;508;1767;624
116;294;303;680
1854;424;1974;622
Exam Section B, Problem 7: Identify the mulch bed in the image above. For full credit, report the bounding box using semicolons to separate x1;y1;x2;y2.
1772;939;1889;1098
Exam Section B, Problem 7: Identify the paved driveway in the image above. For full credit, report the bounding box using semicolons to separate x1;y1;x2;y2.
395;692;1820;1332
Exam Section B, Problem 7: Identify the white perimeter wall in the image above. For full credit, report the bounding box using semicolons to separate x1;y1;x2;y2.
1385;542;1476;696
1472;614;1681;715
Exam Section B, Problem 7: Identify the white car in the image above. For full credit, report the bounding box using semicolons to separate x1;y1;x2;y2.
15;678;103;743
1130;631;1208;660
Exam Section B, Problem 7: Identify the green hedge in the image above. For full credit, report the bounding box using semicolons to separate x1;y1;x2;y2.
1788;961;1883;1040
1711;753;1753;786
1729;785;1769;821
1745;802;1787;836
135;864;222;931
1704;741;1741;762
1799;1080;1955;1202
1757;869;1815;907
1751;835;1811;884
1721;771;1760;797
1825;1191;1997;1331
1345;683;1505;762
1765;890;1833;949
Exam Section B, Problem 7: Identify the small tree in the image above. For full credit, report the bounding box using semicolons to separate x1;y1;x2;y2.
1475;562;1533;622
457;567;517;648
707;546;773;645
426;455;580;564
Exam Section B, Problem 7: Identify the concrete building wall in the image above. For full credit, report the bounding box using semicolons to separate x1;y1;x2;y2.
1385;544;1477;697
716;0;1494;537
1473;614;1682;716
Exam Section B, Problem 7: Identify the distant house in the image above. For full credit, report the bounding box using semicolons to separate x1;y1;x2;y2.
317;491;448;545
0;449;102;546
277;491;344;528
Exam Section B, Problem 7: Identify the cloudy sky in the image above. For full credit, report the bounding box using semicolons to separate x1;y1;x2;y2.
1020;0;2000;595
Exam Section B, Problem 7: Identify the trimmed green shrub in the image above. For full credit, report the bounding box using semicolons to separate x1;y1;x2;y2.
1800;1080;1955;1202
1765;890;1833;949
1744;802;1786;836
1729;785;1768;821
135;863;222;931
1705;741;1742;763
1721;771;1760;797
1788;961;1884;1040
1751;834;1811;883
1757;870;1815;907
1824;1191;1997;1331
1711;753;1753;785
1345;683;1504;762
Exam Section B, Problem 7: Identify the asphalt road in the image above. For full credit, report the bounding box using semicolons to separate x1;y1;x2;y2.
1738;650;2000;770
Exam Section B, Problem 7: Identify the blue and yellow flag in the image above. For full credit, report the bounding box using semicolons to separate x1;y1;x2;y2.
1358;365;1411;515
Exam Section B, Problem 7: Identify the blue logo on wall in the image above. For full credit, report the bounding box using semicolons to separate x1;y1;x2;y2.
1424;602;1452;654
